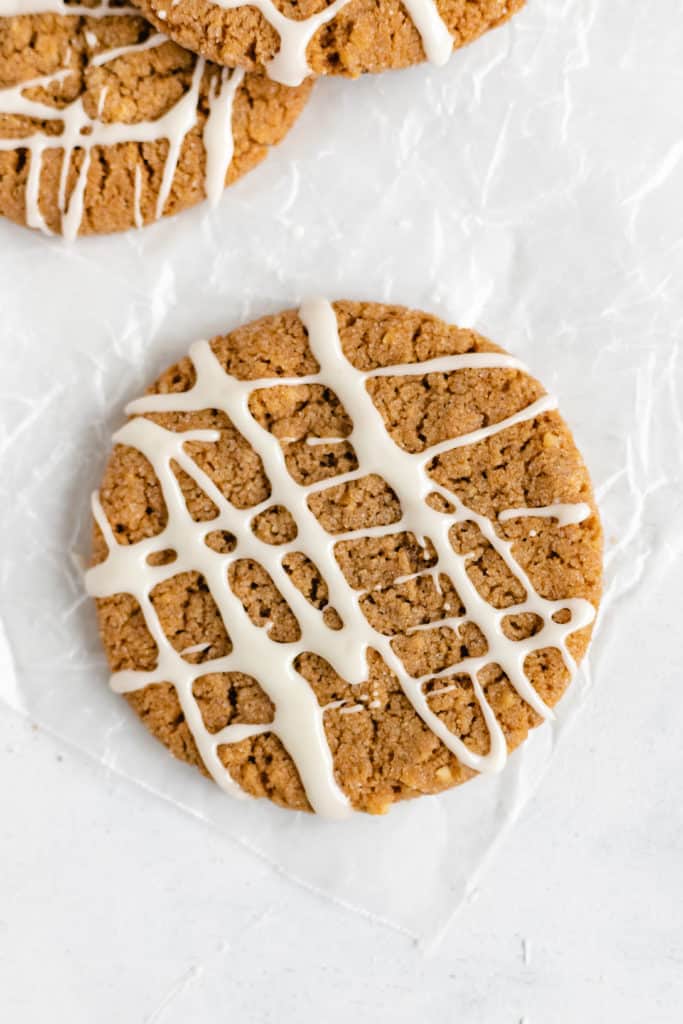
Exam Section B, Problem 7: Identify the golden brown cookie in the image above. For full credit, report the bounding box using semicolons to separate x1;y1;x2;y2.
86;300;602;818
126;0;525;86
0;0;311;238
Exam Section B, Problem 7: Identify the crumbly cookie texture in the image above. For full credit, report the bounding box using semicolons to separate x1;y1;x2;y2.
0;6;311;236
129;0;525;81
90;301;602;816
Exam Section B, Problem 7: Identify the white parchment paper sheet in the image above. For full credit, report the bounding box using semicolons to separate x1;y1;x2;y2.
0;0;681;943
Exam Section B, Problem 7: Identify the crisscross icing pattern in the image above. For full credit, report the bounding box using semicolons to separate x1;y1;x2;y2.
0;0;244;237
86;299;595;818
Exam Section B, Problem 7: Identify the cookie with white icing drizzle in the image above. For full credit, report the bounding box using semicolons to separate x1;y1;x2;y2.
0;0;311;238
86;299;602;818
125;0;525;86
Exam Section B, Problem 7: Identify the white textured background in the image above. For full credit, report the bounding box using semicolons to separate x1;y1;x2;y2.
1;0;683;1019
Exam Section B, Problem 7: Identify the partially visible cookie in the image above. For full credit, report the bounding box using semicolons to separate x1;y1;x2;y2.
0;0;311;237
86;299;602;818
126;0;525;86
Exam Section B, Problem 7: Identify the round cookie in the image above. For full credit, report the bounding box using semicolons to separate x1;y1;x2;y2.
125;0;525;86
0;0;311;238
86;299;602;818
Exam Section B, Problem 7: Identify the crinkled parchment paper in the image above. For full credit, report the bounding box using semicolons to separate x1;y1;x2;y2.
0;0;681;944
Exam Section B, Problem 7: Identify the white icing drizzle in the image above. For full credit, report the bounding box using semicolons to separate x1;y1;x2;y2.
90;31;167;65
207;0;454;86
202;66;245;207
498;504;591;528
0;1;245;238
133;163;143;228
401;0;454;66
180;642;211;656
96;85;108;117
85;299;596;818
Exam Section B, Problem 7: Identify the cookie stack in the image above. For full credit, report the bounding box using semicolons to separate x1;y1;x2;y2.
0;0;523;238
1;0;604;819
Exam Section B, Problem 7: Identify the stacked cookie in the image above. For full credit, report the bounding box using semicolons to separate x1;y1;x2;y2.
1;0;604;821
0;0;524;237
